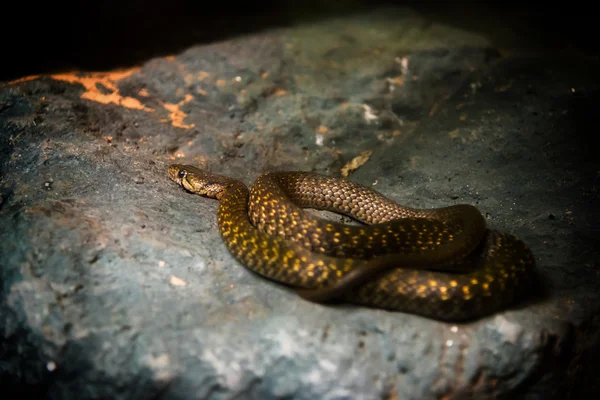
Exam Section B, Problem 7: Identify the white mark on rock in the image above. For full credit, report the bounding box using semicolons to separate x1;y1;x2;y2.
446;339;453;347
363;104;378;122
145;353;170;369
494;315;523;343
385;77;396;93
170;275;187;286
315;134;324;146
306;368;323;385
271;329;301;358
395;56;409;75
143;353;174;382
319;359;337;373
195;260;206;272
450;326;458;333
203;349;242;387
47;361;56;371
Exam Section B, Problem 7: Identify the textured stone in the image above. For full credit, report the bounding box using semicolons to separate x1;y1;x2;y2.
1;7;599;400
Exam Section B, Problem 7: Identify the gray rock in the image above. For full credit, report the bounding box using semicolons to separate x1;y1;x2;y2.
1;7;598;400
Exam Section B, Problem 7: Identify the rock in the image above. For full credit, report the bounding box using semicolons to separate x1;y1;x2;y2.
1;7;599;400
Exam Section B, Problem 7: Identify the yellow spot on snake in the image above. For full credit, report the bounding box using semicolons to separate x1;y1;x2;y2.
450;280;458;287
439;286;449;300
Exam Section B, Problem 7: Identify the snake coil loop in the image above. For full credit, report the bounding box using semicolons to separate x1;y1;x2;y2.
169;164;535;321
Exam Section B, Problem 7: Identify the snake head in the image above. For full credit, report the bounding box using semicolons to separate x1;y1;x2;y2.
168;164;232;199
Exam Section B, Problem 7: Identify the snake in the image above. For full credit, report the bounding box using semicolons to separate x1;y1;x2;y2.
168;164;535;321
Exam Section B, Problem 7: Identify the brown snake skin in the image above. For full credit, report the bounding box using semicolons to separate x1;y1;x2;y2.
168;164;536;321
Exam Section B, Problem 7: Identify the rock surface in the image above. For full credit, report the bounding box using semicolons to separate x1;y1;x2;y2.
1;7;599;400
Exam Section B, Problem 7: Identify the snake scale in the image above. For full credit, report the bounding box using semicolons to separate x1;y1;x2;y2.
168;164;535;321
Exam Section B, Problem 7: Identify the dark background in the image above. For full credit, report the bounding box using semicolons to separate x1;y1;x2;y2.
1;0;597;81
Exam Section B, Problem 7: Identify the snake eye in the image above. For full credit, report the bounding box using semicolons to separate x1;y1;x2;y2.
178;170;187;179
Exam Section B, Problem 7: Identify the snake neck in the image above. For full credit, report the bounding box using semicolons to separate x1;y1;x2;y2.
218;181;249;202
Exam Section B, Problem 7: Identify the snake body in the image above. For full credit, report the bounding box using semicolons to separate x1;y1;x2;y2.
168;164;535;321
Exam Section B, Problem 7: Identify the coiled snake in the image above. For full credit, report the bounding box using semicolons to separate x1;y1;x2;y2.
168;164;535;321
